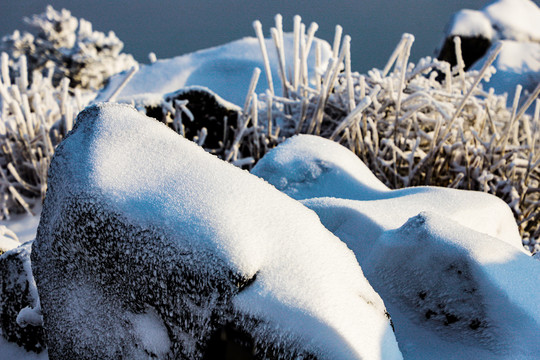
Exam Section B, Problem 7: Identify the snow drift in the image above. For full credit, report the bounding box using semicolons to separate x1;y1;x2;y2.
31;103;401;359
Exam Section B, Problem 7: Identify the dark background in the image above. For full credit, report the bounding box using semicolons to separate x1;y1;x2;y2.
2;1;538;72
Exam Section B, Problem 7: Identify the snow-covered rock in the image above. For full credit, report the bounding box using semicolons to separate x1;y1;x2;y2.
252;135;524;251
482;0;540;43
144;86;242;158
0;241;45;353
96;34;332;106
437;0;540;97
364;212;540;359
32;103;401;359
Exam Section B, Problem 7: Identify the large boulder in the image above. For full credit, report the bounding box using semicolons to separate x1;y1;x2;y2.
0;241;45;353
32;103;402;359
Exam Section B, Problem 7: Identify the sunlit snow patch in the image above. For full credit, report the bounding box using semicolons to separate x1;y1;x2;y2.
365;212;540;359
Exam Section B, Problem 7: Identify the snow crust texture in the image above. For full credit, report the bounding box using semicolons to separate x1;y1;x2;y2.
32;103;401;360
253;134;539;359
0;241;45;353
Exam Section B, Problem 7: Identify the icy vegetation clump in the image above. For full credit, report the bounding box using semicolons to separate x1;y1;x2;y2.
0;49;89;219
234;15;540;252
32;103;401;359
1;6;137;90
254;135;540;359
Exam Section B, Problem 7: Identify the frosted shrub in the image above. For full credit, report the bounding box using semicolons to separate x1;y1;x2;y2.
1;6;137;90
245;17;540;252
0;51;88;219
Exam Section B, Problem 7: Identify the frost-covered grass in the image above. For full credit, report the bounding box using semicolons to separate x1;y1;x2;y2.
239;16;540;253
1;8;539;253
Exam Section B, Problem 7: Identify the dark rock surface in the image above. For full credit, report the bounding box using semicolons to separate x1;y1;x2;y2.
0;241;45;353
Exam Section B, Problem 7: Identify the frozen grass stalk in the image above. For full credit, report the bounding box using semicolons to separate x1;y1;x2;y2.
253;20;274;95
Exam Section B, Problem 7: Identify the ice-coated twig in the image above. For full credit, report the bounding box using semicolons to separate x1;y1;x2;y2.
330;96;372;140
253;20;274;95
332;25;343;59
439;42;502;141
106;64;139;102
243;68;261;115
293;15;302;90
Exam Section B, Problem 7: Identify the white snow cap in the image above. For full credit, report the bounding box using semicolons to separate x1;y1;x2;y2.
447;9;494;39
54;103;401;359
253;135;524;251
482;0;540;42
97;34;332;106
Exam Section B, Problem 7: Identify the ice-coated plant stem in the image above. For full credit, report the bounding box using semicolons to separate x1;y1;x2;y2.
330;96;372;140
243;68;261;115
293;15;302;90
106;64;139;102
332;25;343;59
439;42;502;142
253;20;274;95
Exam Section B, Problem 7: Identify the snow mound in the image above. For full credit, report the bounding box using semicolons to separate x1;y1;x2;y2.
32;103;401;359
365;212;540;359
252;135;523;251
97;34;332;106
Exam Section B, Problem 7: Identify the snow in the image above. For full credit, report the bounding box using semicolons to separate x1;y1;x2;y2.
364;212;540;359
0;205;41;245
472;40;540;101
96;34;332;106
32;103;401;359
252;135;525;252
129;306;171;357
446;9;494;39
0;228;20;253
482;0;540;42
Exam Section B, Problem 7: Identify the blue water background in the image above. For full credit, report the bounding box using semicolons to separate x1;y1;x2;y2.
2;1;539;72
